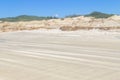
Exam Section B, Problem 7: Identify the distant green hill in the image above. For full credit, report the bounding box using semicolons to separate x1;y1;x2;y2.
64;12;114;18
0;15;58;22
0;12;115;22
85;11;114;18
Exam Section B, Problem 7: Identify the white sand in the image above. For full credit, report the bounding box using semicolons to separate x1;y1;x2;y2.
0;30;120;80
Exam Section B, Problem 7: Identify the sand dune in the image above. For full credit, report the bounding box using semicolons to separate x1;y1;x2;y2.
1;15;120;32
0;30;120;80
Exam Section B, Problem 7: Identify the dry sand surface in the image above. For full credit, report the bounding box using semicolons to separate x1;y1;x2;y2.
0;30;120;80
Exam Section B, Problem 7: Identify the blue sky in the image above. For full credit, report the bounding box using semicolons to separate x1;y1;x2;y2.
0;0;120;18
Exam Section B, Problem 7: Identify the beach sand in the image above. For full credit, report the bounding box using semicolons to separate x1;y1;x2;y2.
0;30;120;80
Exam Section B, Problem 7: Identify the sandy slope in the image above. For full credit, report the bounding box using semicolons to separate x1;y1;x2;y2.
1;15;120;32
0;30;120;80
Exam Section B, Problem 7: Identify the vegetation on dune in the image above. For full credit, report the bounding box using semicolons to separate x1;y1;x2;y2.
85;11;114;18
65;14;81;18
0;11;115;22
0;15;58;22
